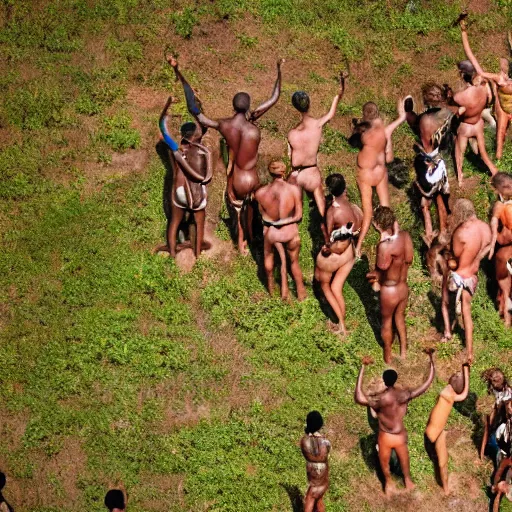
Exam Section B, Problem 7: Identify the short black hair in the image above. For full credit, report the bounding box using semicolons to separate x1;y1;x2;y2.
233;92;250;113
104;490;125;511
180;122;197;140
373;206;396;232
383;369;398;387
305;410;323;434
326;173;346;197
292;91;310;113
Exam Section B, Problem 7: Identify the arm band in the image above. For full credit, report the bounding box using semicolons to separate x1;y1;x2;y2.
183;82;201;116
159;116;179;151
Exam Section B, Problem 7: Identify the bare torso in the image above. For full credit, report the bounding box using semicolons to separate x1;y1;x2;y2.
425;385;456;441
300;434;331;488
377;231;413;286
288;116;323;167
418;108;453;152
357;119;387;176
370;387;411;434
453;84;488;125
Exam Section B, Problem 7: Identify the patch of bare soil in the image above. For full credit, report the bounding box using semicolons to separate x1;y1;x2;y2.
326;413;360;460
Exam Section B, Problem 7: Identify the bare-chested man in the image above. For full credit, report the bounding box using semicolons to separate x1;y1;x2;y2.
254;161;305;301
425;363;470;495
170;56;284;254
441;199;492;363
300;410;331;512
405;85;456;246
288;73;345;234
452;17;498;184
315;173;362;335
349;98;407;257
488;173;512;326
366;207;413;364
355;352;435;495
460;17;512;160
155;96;212;258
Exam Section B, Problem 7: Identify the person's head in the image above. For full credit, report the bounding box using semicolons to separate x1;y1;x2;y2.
505;399;512;418
268;160;286;178
383;369;398;387
483;368;507;391
449;371;464;394
457;60;475;83
373;206;396;234
292;91;310;113
180;121;198;144
448;199;475;233
362;102;379;121
233;92;251;113
421;82;445;108
104;489;125;511
491;172;512;199
326;173;346;197
305;410;324;434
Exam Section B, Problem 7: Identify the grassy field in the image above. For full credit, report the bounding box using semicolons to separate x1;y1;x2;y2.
1;0;512;510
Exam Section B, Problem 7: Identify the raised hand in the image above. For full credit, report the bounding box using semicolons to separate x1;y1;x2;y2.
166;54;178;68
362;356;374;366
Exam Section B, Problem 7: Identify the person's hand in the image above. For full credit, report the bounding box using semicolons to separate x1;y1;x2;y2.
339;71;349;95
424;347;435;359
488;245;495;260
454;11;468;31
398;96;409;119
166;55;178;68
366;271;378;282
277;58;285;69
404;96;414;113
463;361;471;369
362;356;374;366
459;16;468;32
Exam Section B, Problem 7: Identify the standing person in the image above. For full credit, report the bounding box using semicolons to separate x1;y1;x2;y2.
155;96;212;258
459;16;512;160
481;368;512;460
492;400;512;512
488;172;512;326
300;411;331;512
425;363;470;495
354;352;436;495
105;489;126;512
254;161;305;301
441;199;492;363
169;55;284;254
349;97;407;258
314;173;362;335
366;207;413;364
287;73;346;237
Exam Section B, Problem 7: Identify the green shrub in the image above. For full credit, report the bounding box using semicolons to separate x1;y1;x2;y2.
172;7;197;39
97;113;141;151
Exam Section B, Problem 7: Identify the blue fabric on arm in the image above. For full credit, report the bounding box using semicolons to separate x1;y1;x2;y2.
159;116;179;151
183;82;201;116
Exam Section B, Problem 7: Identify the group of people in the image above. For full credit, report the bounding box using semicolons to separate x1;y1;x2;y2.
154;11;512;506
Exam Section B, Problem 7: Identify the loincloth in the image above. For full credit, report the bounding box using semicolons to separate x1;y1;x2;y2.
507;257;512;275
414;148;449;198
498;89;512;116
226;187;250;213
307;461;327;478
173;184;207;211
330;222;360;244
448;271;478;315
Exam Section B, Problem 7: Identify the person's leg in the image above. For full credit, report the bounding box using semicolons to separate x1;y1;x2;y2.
287;236;306;301
331;257;356;335
461;289;474;363
420;197;434;246
436;193;449;238
475;127;498;176
246;200;254;242
496;246;512;326
434;430;449;495
263;236;275;296
380;289;398;364
455;134;468;187
394;440;415;490
441;274;452;340
316;496;326;512
275;242;290;300
377;434;395;495
375;171;390;207
168;205;185;256
495;101;508;160
355;179;373;258
304;487;315;512
394;288;409;359
193;209;206;258
313;184;326;219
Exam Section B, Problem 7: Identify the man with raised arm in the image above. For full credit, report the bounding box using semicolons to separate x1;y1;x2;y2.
314;173;362;335
441;199;492;364
287;73;346;236
168;55;284;254
488;172;512;326
425;362;470;495
300;411;331;512
354;351;436;496
349;98;407;258
155;96;212;258
366;207;413;364
451;16;498;184
459;15;512;160
255;161;305;301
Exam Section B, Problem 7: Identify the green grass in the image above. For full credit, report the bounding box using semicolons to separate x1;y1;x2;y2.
0;0;511;510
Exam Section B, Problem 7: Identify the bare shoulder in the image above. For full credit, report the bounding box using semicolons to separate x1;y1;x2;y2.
493;201;505;216
396;387;412;404
254;184;268;200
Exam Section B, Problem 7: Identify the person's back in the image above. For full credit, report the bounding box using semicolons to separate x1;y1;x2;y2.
379;231;413;285
454;81;488;124
256;179;297;222
219;114;260;170
418;108;453;152
452;217;491;277
288;115;323;166
372;387;410;434
358;118;387;169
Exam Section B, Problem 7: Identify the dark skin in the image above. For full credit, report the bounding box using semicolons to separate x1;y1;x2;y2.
366;220;413;364
355;352;436;495
170;56;284;254
491;401;512;512
154;97;212;258
300;430;331;512
254;164;305;301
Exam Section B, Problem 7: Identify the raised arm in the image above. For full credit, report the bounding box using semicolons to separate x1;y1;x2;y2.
354;357;373;406
318;72;346;126
409;350;435;399
167;55;220;130
384;96;408;138
454;363;470;402
250;59;284;121
404;96;419;135
493;456;512;486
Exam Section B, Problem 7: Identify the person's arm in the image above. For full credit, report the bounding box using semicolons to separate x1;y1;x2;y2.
494;456;512;485
318;73;346;126
454;363;470;402
409;350;435;399
460;22;502;83
354;357;373;406
376;238;393;271
404;96;419;133
384;96;408;139
489;214;499;260
269;186;303;227
191;141;213;183
167;55;220;129
250;59;284;121
480;414;490;459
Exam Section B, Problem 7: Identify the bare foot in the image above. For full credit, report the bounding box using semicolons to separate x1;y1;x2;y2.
326;320;347;336
384;481;397;497
441;332;452;342
239;240;249;256
297;288;307;302
404;480;416;491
